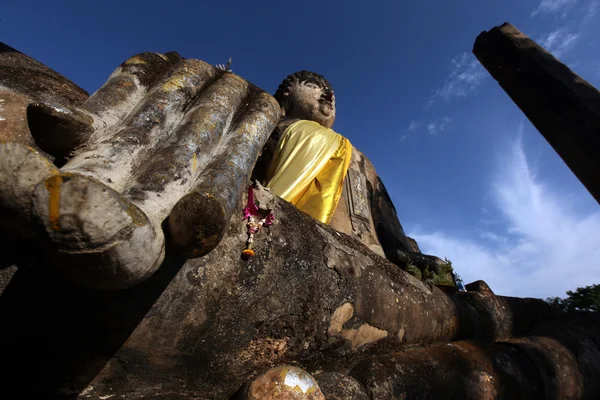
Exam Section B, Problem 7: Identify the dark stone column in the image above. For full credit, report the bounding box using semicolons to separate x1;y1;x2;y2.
473;22;600;205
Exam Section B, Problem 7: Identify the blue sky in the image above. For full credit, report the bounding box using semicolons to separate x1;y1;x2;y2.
2;0;600;298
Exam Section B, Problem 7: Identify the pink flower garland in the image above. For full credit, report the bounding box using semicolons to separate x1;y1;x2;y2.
242;185;274;259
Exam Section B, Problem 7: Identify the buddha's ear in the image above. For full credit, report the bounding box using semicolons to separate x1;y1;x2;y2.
280;92;292;116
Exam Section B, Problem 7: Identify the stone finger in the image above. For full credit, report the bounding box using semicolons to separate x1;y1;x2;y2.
0;90;38;147
32;172;164;290
0;41;87;163
350;341;500;400
26;102;95;162
350;331;598;400
124;72;250;224
26;52;180;160
0;142;58;238
84;52;181;123
0;42;88;106
62;59;215;191
168;89;279;257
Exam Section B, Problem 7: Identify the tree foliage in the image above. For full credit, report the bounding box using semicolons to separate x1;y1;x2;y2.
546;284;600;312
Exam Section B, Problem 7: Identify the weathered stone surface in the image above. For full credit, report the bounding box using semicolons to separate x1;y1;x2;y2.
405;236;421;253
27;52;180;162
350;313;600;399
0;50;279;290
454;289;561;342
523;313;600;399
0;143;58;238
0;42;88;105
330;147;415;260
312;371;369;400
0;187;560;399
466;279;494;294
168;88;280;258
387;249;454;286
0;90;33;144
351;341;501;400
474;22;600;204
0;41;88;149
330;150;382;255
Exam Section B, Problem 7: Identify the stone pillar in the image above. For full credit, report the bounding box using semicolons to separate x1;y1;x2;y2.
473;22;600;205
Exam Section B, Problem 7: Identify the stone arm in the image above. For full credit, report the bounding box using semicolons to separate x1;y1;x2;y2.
368;174;413;255
353;152;447;277
0;52;279;289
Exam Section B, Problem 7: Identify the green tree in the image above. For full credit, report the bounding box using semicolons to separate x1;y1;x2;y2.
546;284;600;312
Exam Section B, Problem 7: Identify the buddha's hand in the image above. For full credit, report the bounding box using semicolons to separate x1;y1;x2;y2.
2;52;279;289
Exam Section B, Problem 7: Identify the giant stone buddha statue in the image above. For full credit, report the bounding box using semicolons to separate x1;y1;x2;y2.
255;70;439;272
2;42;588;400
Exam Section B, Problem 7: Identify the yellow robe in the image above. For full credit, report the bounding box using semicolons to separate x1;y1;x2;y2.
265;120;352;224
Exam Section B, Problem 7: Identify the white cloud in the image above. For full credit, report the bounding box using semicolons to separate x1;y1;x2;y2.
407;121;419;133
531;0;579;16
440;116;452;131
587;0;599;17
410;134;600;299
478;230;508;244
530;0;599;59
427;117;452;135
403;117;452;138
426;123;437;135
537;28;579;57
400;121;419;141
480;217;502;226
428;53;487;106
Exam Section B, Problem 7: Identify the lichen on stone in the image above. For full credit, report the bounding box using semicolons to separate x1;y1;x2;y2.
404;263;422;280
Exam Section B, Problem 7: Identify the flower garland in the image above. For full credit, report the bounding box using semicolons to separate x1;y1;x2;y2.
242;185;274;259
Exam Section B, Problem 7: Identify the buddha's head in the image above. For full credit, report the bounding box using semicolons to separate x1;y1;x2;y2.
274;70;336;128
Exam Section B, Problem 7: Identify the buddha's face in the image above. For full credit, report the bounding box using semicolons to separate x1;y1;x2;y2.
281;79;336;128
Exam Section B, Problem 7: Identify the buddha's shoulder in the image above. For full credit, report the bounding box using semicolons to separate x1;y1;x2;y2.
276;117;302;132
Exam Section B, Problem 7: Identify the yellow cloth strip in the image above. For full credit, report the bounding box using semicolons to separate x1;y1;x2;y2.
266;120;352;224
